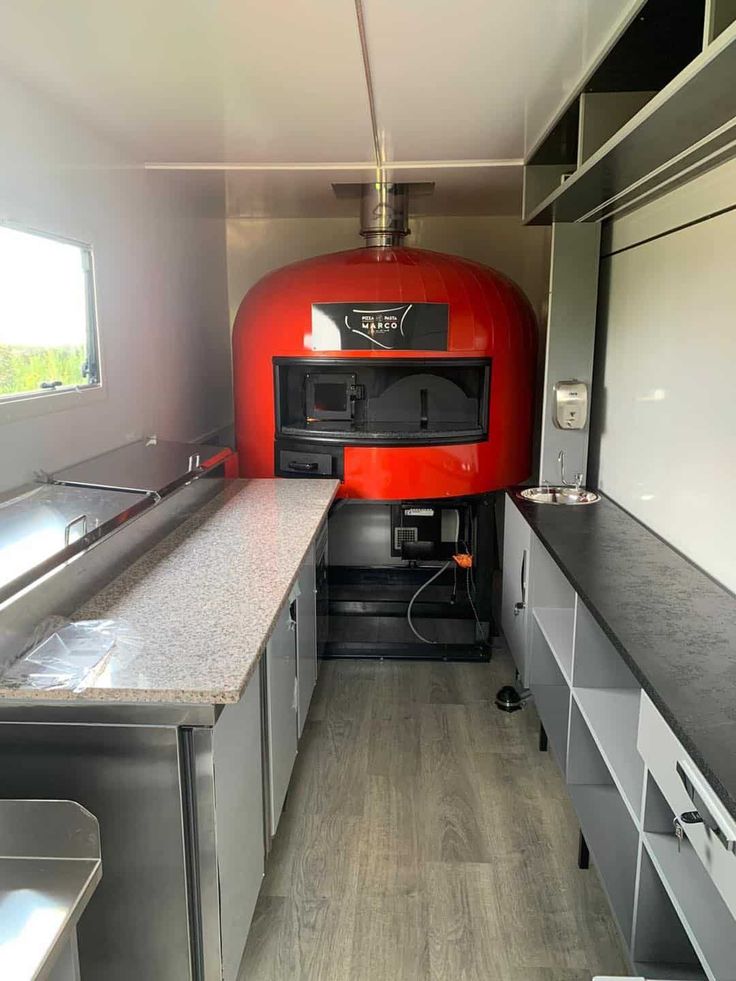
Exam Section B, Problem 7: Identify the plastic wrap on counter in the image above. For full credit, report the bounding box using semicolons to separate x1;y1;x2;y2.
0;618;140;692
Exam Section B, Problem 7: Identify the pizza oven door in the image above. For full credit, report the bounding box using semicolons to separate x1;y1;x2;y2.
275;358;490;448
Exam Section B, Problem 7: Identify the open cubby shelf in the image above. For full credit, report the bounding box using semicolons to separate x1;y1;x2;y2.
532;607;574;682
566;700;639;947
568;784;639;947
634;830;709;981
644;831;736;981
532;683;570;776
529;616;570;776
523;0;736;224
573;686;644;819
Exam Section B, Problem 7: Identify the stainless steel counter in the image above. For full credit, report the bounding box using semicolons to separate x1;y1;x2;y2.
0;799;101;981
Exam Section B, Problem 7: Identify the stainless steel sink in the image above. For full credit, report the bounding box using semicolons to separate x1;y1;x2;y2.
519;486;600;505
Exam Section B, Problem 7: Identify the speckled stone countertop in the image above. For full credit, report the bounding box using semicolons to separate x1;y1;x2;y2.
0;479;338;705
509;490;736;821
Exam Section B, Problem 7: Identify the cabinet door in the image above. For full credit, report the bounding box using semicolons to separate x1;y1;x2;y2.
501;496;532;686
296;543;317;737
266;601;298;836
212;671;264;981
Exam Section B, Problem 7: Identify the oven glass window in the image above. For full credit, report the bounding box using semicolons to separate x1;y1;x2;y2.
313;382;347;414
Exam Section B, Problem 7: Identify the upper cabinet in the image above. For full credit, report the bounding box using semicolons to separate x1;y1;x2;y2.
524;0;736;224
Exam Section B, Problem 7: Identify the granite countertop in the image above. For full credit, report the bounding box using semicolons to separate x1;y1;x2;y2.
509;490;736;822
0;479;338;705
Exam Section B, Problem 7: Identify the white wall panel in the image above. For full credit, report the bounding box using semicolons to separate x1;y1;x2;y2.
224;165;524;220
226;215;550;327
595;162;736;592
0;72;232;493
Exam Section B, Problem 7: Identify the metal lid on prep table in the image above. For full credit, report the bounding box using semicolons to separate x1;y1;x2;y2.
0;482;152;606
0;439;232;607
52;438;231;496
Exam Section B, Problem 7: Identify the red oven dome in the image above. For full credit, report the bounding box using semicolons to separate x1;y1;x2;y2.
232;244;536;500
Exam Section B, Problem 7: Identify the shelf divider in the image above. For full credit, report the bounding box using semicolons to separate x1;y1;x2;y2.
573;686;645;821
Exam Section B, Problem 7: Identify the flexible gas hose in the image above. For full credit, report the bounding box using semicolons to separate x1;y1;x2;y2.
406;560;452;645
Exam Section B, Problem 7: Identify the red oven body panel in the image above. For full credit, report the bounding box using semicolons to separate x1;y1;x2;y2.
232;246;536;500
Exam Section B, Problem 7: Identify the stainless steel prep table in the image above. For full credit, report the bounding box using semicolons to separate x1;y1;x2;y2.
0;478;338;981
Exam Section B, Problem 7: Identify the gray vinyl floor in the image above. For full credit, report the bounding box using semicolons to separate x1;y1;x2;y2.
238;643;630;980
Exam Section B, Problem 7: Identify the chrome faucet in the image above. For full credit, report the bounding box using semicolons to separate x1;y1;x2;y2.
558;450;584;490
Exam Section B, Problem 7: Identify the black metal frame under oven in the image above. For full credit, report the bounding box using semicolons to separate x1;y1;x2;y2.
322;493;497;662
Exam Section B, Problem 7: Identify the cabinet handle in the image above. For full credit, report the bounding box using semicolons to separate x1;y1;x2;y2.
64;513;88;545
677;760;736;852
288;461;318;472
289;598;298;631
514;548;528;616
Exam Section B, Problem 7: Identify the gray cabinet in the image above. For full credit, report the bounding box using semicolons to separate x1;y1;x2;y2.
513;491;736;980
296;542;317;736
265;599;298;836
501;496;532;686
192;669;265;981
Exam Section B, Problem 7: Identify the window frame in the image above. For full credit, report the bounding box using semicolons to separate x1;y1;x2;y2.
0;221;103;414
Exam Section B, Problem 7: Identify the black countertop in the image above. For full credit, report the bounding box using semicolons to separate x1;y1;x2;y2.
509;490;736;822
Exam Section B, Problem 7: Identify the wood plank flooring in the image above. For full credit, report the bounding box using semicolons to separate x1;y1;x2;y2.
238;645;630;980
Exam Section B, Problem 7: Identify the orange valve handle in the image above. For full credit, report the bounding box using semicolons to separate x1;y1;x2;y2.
452;553;473;569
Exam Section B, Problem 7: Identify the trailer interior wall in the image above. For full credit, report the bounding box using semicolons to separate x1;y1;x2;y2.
226;216;552;329
590;156;736;593
0;71;232;494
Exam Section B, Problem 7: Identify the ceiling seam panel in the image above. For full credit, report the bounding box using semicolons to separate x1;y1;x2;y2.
354;0;383;172
143;159;524;170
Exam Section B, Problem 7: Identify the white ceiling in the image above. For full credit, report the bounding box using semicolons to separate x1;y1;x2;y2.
0;0;642;217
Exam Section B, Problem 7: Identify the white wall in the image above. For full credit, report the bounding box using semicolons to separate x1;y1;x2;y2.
592;158;736;593
0;72;232;494
226;215;551;327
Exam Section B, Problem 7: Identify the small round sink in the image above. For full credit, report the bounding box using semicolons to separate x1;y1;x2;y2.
519;486;600;506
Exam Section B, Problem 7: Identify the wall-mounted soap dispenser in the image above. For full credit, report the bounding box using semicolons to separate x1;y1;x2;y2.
553;380;588;430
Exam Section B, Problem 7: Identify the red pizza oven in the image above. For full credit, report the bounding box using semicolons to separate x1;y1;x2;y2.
232;185;536;501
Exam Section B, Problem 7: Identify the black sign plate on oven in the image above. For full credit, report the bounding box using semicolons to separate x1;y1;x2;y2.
311;302;449;351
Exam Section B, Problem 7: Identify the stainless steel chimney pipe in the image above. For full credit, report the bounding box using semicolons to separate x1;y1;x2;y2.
359;182;410;247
